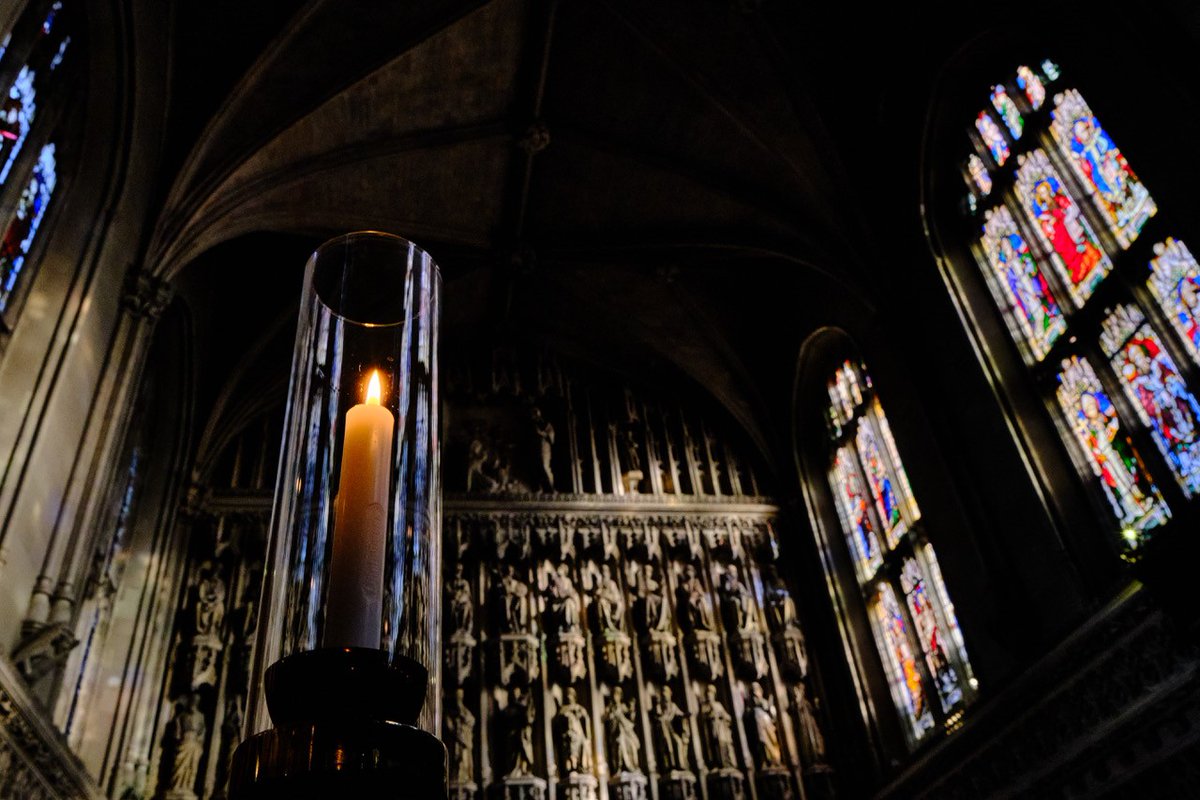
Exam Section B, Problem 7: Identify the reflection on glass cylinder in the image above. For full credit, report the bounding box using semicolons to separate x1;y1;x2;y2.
249;231;442;735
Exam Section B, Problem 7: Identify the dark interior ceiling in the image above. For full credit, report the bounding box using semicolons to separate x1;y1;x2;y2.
154;0;1200;474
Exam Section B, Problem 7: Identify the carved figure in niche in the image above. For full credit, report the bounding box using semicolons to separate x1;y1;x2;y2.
191;562;226;640
651;686;691;772
605;687;642;775
531;407;555;493
547;565;581;633
596;565;625;633
496;565;532;634
162;693;206;798
449;562;474;635
555;687;593;774
699;685;738;769
640;564;671;633
495;518;532;562
745;683;783;769
676;565;714;632
718;567;757;635
790;683;827;769
763;567;799;633
467;439;498;493
447;688;476;784
504;686;537;778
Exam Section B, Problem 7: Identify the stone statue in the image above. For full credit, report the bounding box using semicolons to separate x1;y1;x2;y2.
548;565;581;634
447;689;476;784
163;694;206;797
497;565;532;634
718;567;756;635
605;688;641;775
596;564;625;633
764;570;799;632
640;565;670;633
792;683;827;768
192;563;226;637
466;438;497;493
676;565;713;632
555;687;593;774
698;685;738;769
532;407;556;492
505;686;537;778
746;683;783;768
622;427;642;474
651;687;691;772
449;562;473;635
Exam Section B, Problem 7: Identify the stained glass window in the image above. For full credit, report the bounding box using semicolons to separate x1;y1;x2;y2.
990;85;1022;139
871;583;933;740
966;154;992;197
1055;354;1170;544
1148;238;1200;366
1014;148;1112;307
824;360;974;746
0;67;37;187
0;143;57;313
978;205;1067;361
1100;304;1200;497
1016;65;1045;110
975;111;1009;166
1049;89;1156;248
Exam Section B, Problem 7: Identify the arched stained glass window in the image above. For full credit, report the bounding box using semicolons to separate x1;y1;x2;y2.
958;60;1200;554
824;359;975;747
0;142;58;312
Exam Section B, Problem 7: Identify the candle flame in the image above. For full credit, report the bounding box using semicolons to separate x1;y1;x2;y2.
366;370;383;405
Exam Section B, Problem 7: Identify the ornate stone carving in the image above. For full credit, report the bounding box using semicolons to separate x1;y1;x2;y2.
122;267;174;321
12;622;77;685
650;686;691;772
604;687;642;776
676;564;722;679
159;694;206;800
744;683;783;769
718;566;768;680
531;407;556;492
592;563;633;681
789;683;828;771
698;684;738;769
633;564;678;681
554;687;593;774
447;688;477;793
502;686;538;778
447;563;477;686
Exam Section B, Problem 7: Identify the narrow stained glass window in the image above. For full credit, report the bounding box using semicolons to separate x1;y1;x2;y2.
1100;304;1200;497
831;446;883;581
872;582;934;741
978;205;1067;361
966;154;992;197
0;67;37;187
1049;89;1156;249
1015;149;1112;307
900;557;964;714
1148;238;1200;366
825;360;974;745
1055;354;1170;544
990;85;1023;139
0;143;57;313
975;111;1009;166
1016;65;1046;110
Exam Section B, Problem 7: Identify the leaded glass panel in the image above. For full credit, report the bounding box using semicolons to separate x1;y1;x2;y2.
1148;237;1200;366
1100;304;1200;497
1016;65;1046;110
990;85;1023;140
1015;148;1112;307
975;111;1009;166
978;205;1068;361
1049;88;1156;248
871;582;934;742
1055;354;1170;542
0;143;57;312
899;557;962;714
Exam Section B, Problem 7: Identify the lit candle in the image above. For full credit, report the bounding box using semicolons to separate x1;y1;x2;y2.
323;369;394;649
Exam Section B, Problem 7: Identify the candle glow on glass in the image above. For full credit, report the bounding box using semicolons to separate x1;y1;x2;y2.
323;368;394;650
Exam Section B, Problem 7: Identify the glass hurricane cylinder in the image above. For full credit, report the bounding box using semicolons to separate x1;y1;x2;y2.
248;231;442;737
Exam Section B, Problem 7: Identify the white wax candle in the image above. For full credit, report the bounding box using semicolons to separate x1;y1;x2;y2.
324;370;394;649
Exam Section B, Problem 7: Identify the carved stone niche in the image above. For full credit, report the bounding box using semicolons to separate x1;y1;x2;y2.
610;772;648;800
703;520;743;564
774;631;808;681
578;518;618;563
730;631;769;682
659;771;698;800
447;515;474;560
662;523;701;561
707;769;748;800
756;769;796;800
450;783;478;800
446;631;477;687
561;773;599;800
620;519;661;563
498;634;540;687
686;631;724;681
502;776;548;800
492;516;532;562
534;516;573;562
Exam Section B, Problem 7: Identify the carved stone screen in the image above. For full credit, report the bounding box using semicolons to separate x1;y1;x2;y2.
442;351;832;800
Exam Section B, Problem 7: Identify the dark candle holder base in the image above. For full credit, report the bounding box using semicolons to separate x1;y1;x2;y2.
228;647;447;799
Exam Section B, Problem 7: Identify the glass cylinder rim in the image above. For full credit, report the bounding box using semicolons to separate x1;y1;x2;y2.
309;230;441;327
